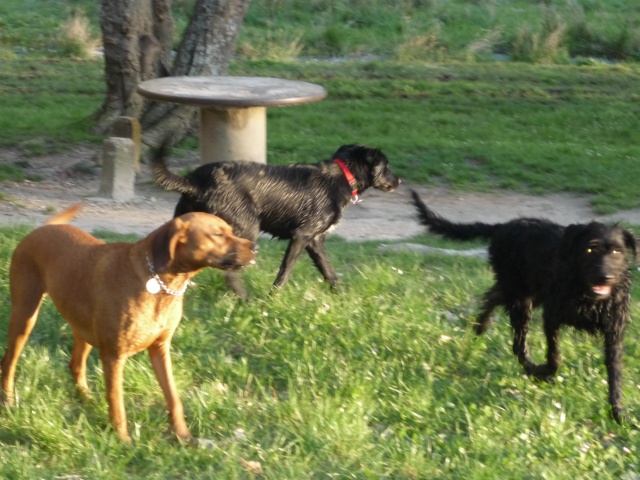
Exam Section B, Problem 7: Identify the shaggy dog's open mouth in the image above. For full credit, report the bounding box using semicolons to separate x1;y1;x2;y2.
592;284;612;297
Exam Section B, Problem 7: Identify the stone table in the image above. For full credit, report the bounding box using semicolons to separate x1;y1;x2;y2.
137;76;327;164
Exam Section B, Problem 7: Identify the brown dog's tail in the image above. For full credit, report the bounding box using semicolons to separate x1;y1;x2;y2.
151;142;200;196
411;190;499;241
46;202;84;225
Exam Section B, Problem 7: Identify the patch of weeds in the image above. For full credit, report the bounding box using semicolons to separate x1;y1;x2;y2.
19;138;49;157
69;161;97;176
56;9;101;59
395;27;447;62
0;164;42;182
510;6;570;64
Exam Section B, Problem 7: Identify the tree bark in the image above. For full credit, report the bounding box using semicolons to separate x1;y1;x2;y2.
93;0;251;147
93;0;173;134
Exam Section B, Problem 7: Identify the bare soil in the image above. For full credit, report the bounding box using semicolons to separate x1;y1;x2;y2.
2;144;640;241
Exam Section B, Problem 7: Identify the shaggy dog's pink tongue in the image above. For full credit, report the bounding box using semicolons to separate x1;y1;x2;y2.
593;285;612;296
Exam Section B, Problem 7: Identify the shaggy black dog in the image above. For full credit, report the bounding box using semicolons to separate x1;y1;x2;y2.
152;145;400;297
411;190;637;423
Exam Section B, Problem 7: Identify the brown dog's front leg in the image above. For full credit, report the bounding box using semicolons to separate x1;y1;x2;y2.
148;340;191;440
100;353;131;443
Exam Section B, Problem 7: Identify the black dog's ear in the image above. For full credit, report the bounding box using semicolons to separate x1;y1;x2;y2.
559;224;588;260
622;229;637;263
331;144;356;160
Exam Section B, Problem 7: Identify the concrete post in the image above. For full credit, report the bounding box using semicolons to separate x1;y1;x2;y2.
108;116;141;171
99;137;136;202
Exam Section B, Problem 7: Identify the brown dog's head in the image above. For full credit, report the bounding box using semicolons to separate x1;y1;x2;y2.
151;212;258;274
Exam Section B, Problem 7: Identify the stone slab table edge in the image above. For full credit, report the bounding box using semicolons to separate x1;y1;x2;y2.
137;76;328;164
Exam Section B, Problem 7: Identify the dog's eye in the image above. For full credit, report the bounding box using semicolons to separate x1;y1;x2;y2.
586;248;592;254
612;249;622;255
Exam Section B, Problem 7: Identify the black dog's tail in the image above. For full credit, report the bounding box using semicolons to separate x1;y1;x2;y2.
150;142;200;196
411;190;500;241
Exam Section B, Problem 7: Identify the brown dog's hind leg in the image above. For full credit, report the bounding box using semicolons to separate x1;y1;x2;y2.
1;283;45;405
69;335;93;398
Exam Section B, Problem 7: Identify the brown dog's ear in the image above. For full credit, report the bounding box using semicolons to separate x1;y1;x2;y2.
150;218;185;273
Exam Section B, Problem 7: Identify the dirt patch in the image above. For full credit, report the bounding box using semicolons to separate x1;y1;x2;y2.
1;145;640;240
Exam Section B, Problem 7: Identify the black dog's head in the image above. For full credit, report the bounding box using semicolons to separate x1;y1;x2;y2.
560;222;637;299
333;144;400;193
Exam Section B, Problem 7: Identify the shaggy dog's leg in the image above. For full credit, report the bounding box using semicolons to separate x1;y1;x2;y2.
475;285;504;335
528;318;561;380
508;299;537;372
604;330;625;423
305;235;338;288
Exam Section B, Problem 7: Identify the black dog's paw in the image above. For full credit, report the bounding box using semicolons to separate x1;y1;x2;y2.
610;407;637;428
474;321;491;335
525;363;557;383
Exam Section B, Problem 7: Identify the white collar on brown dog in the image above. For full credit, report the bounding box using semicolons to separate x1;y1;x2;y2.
145;254;193;296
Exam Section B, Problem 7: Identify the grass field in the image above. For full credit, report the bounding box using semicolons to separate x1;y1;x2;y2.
1;1;640;478
0;228;639;479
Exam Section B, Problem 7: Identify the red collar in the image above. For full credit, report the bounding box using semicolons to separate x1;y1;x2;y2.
333;159;359;203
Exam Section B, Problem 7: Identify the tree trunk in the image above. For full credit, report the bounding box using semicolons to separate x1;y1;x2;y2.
93;0;251;147
93;0;173;134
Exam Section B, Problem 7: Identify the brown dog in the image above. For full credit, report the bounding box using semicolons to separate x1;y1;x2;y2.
1;203;257;443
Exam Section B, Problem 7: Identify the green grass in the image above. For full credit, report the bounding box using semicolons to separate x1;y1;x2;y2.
1;227;639;478
227;59;640;214
0;58;103;148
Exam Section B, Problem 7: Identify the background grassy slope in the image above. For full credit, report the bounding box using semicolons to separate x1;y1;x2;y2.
2;0;640;61
1;0;640;212
1;59;639;213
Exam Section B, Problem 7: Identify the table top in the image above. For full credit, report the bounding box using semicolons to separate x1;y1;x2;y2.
137;76;327;108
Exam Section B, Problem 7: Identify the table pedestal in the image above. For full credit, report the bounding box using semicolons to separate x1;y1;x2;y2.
199;106;266;164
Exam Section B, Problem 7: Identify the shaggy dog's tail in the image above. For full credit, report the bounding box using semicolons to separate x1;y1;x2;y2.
411;190;499;241
151;142;200;197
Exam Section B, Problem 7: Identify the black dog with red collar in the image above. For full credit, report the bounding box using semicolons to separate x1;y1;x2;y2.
152;144;400;298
